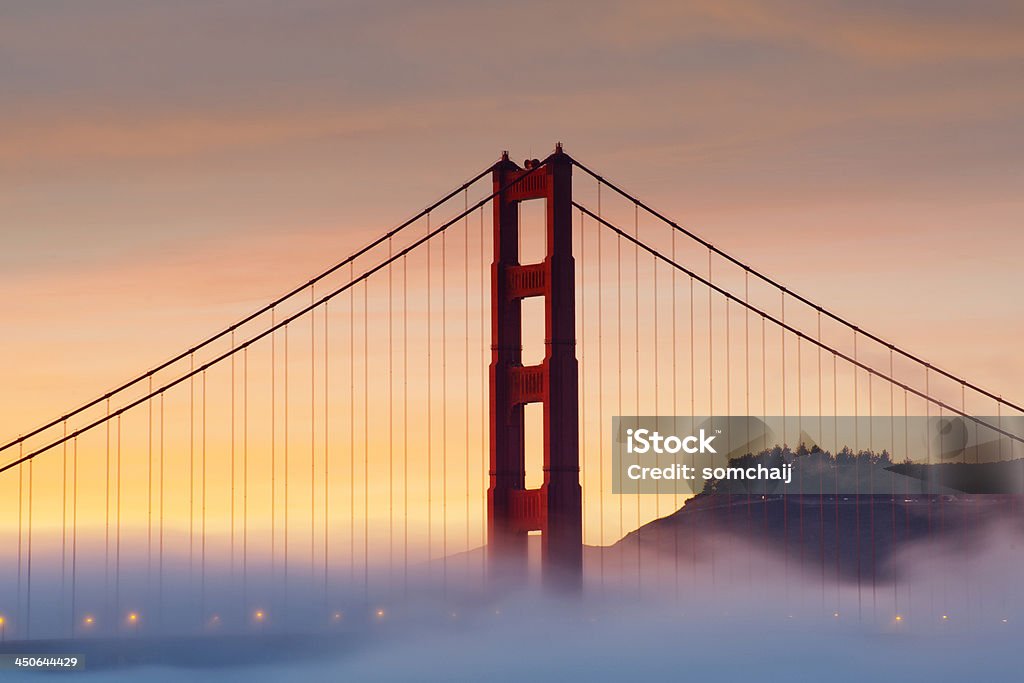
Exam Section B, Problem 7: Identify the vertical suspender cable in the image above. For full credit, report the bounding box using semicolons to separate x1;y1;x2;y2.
464;190;470;563
363;281;369;608
243;346;249;620
271;309;277;596
891;348;898;618
16;444;21;636
744;273;753;591
854;331;861;620
201;370;207;624
479;204;487;569
672;222;678;598
427;213;433;576
797;314;804;580
323;299;330;607
71;436;78;635
692;279;698;580
834;349;840;609
442;210;449;595
147;378;153;597
404;249;410;596
818;311;825;608
615;186;623;564
26;454;33;638
115;414;121;626
311;289;317;589
284;324;290;621
651;213;660;545
349;265;355;589
781;292;787;601
105;398;111;627
62;422;68;627
188;360;194;598
708;250;715;586
231;331;236;579
388;241;395;589
632;204;640;592
580;208;587;548
158;393;164;628
596;187;606;587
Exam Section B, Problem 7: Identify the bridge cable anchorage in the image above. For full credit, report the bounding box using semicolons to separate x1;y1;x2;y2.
0;161;551;474
573;201;1024;446
568;157;1024;416
0;164;497;457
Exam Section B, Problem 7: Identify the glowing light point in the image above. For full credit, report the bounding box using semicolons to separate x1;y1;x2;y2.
375;608;385;619
127;612;139;623
0;616;5;626
83;615;95;626
895;615;903;623
254;610;265;622
941;615;949;621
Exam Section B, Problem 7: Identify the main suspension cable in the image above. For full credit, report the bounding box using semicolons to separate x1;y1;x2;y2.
576;201;1024;446
0;164;498;457
1;161;549;474
570;158;1023;415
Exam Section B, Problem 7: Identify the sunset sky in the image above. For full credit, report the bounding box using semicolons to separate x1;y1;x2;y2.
2;1;1023;552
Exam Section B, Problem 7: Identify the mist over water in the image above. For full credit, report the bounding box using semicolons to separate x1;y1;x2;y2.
4;507;1023;681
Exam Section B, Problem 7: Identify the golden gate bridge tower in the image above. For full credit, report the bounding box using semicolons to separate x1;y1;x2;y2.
488;144;582;589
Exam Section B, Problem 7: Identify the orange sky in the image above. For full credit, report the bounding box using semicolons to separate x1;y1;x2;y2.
2;1;1023;553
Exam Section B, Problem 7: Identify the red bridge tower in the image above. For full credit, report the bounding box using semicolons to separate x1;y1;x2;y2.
488;144;582;590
